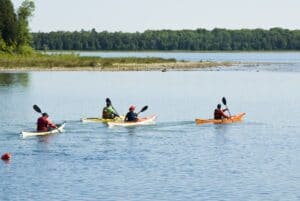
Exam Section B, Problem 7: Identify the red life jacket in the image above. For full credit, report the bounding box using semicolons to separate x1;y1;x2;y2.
37;116;56;131
214;109;228;120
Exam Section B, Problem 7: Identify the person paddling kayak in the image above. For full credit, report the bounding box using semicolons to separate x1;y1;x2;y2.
102;98;119;119
214;104;230;120
125;105;138;122
37;113;57;132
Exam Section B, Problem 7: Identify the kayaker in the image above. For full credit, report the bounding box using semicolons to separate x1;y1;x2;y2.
214;104;230;120
37;113;57;132
102;98;119;119
125;105;138;122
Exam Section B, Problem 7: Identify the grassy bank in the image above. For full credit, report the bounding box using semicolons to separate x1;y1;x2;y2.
0;52;176;67
0;52;232;71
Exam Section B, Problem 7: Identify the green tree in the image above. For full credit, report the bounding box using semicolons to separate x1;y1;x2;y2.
16;0;35;50
0;34;6;51
0;0;17;46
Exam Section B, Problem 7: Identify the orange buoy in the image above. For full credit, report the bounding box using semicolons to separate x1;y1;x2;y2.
1;153;11;161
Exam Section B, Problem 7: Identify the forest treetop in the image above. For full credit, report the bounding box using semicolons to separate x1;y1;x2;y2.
32;28;300;51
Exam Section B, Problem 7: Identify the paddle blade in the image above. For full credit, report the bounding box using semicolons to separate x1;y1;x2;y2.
222;97;227;105
33;105;42;113
140;105;148;113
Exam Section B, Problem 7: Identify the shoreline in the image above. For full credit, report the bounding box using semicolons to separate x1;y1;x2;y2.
45;50;300;53
0;61;234;72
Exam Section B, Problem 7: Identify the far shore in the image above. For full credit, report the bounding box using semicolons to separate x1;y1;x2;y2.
2;51;297;72
0;61;234;72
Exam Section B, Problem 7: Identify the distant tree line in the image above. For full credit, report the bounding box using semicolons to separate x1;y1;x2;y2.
32;28;300;51
0;0;35;54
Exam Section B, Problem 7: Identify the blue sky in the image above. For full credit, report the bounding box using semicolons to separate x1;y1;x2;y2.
12;0;300;32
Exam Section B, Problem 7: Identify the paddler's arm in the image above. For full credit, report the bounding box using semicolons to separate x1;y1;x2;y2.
221;110;230;119
134;113;139;121
125;113;129;122
47;119;58;129
108;107;120;117
222;109;230;118
111;106;120;117
113;112;120;117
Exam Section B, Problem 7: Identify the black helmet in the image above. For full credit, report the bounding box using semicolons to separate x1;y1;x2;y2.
217;104;221;109
42;113;48;117
106;98;111;103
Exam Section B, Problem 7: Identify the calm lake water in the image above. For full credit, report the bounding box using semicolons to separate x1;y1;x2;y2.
1;53;300;201
76;51;300;63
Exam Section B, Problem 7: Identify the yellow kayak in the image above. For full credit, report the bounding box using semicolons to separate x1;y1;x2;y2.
81;116;124;123
195;113;246;125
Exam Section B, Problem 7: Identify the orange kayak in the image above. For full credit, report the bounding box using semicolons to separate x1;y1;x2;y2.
195;113;246;125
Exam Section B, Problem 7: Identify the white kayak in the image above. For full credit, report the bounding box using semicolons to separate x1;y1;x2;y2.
107;115;157;128
21;122;66;138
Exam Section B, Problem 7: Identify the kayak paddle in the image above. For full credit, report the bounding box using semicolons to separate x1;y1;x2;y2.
222;97;231;117
33;104;42;114
137;105;148;115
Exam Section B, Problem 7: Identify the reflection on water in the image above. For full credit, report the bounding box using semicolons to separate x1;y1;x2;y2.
0;73;30;87
37;135;56;144
214;124;230;146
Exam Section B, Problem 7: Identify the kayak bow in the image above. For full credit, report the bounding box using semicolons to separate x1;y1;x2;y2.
195;113;245;125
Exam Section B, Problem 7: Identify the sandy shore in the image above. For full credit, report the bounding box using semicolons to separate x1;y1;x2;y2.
0;61;234;72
